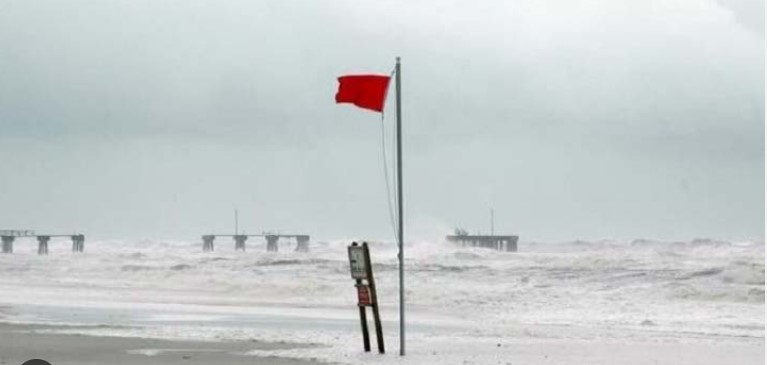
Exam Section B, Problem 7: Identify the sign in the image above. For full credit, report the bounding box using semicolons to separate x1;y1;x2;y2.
348;241;385;354
356;284;371;306
348;245;367;279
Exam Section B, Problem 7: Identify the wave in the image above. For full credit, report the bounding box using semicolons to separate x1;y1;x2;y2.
0;236;762;338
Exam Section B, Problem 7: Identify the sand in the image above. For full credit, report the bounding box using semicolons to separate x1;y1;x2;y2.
0;323;321;365
1;315;763;365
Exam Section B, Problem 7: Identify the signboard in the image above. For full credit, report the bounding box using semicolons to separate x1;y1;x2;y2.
348;245;367;279
356;284;371;306
348;241;385;354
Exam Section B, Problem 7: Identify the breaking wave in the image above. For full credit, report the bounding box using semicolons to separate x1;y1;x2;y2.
0;237;762;338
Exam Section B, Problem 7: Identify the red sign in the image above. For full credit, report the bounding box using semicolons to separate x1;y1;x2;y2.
357;284;371;306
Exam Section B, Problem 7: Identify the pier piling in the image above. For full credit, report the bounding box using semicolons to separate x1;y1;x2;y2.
201;233;310;253
202;235;215;252
71;234;85;253
1;236;14;254
234;235;248;251
1;231;85;254
295;235;310;252
37;235;50;255
266;235;279;252
446;235;519;252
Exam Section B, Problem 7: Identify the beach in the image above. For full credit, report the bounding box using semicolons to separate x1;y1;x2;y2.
0;322;319;365
1;321;761;365
0;238;763;364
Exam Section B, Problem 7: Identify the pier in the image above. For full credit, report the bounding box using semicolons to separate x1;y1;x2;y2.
1;230;86;254
446;234;518;252
202;234;310;253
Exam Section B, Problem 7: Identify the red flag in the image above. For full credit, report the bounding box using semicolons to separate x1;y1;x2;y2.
335;75;391;113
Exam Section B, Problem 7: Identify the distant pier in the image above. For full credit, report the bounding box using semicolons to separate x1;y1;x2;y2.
201;234;310;252
446;234;518;252
1;230;86;254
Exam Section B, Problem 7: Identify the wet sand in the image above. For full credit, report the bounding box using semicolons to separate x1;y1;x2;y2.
0;323;323;365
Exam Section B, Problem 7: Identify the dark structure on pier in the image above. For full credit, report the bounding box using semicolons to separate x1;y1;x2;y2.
202;233;310;253
446;234;518;252
1;230;86;255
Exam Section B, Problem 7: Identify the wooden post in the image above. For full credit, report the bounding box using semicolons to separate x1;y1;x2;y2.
348;241;385;354
363;242;385;354
356;279;371;351
350;242;371;351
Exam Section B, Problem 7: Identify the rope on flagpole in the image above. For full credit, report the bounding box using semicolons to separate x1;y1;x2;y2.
381;114;398;241
380;68;399;242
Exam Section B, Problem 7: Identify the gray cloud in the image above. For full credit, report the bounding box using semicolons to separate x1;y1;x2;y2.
717;0;765;36
0;0;763;241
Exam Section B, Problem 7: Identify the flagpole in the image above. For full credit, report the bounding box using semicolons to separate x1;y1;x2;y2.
395;56;405;356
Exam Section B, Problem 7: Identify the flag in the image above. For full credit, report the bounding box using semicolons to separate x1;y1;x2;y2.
335;75;391;113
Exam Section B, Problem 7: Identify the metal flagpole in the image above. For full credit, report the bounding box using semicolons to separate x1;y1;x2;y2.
395;56;405;356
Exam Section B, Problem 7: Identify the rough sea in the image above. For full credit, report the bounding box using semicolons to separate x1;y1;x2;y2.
0;237;763;363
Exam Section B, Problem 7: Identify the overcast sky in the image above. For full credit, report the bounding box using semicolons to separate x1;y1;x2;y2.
0;0;763;242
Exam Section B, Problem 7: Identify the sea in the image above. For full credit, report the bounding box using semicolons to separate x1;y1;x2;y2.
0;237;763;363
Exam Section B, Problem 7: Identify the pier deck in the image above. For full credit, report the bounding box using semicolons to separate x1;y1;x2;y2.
446;234;518;252
201;233;310;252
1;230;85;254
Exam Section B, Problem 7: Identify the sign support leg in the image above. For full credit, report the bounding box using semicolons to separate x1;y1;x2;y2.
356;279;371;352
372;303;385;354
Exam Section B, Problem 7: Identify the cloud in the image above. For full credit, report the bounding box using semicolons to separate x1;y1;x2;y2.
0;0;762;240
716;0;765;36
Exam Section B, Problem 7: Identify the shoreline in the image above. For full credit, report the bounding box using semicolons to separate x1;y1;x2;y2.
1;310;763;365
0;322;323;365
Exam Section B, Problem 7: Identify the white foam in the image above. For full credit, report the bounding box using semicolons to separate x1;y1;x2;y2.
0;237;763;364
